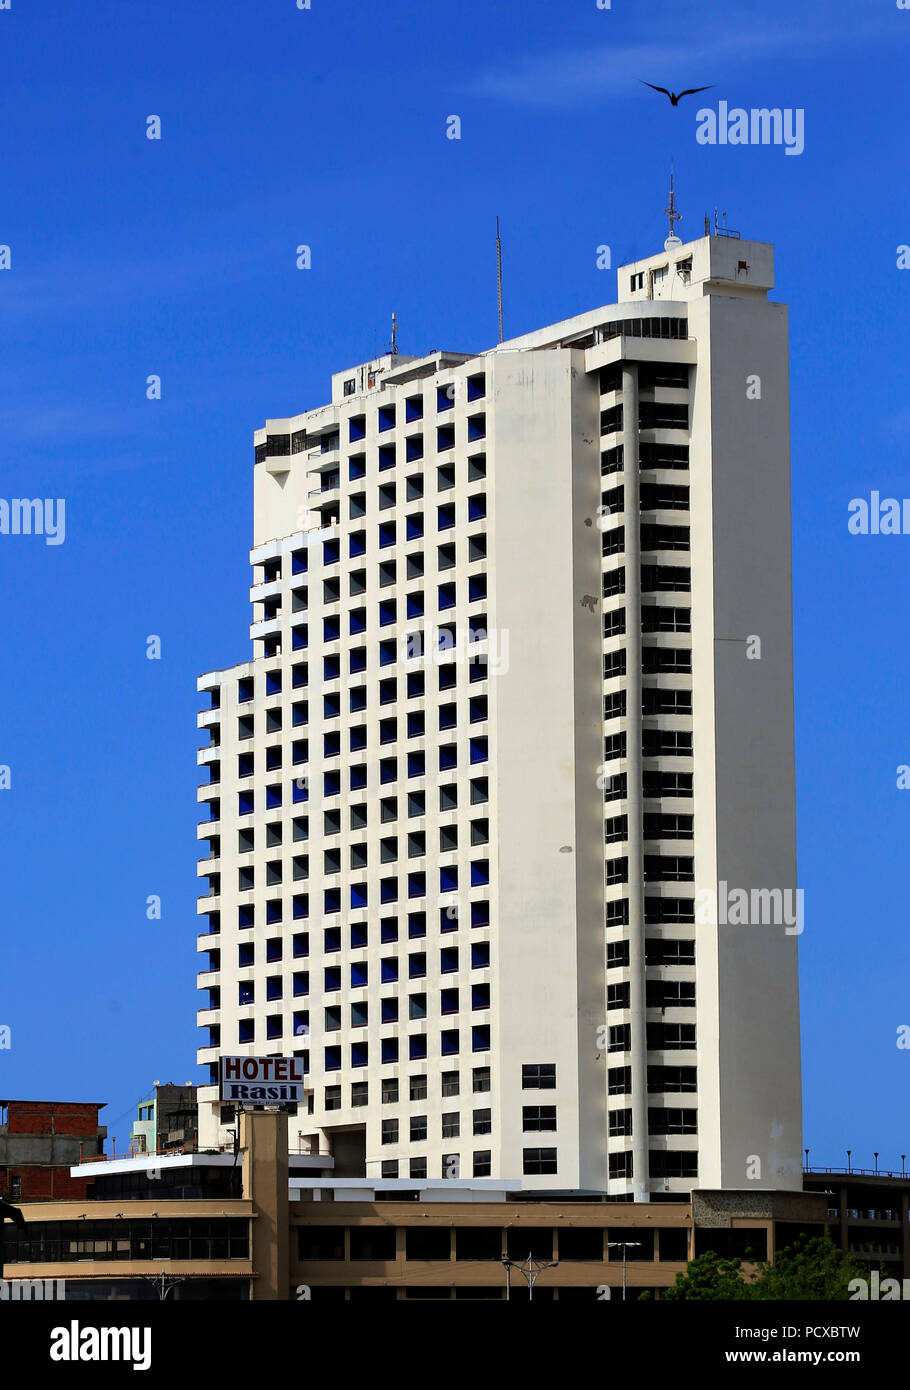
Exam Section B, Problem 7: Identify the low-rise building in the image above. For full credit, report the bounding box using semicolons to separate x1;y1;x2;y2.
129;1083;197;1157
0;1100;107;1203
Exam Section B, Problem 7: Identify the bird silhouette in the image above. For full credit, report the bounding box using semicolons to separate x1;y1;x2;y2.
641;81;713;106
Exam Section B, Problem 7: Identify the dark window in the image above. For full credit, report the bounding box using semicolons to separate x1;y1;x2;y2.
405;1227;451;1261
521;1064;556;1090
347;1226;395;1261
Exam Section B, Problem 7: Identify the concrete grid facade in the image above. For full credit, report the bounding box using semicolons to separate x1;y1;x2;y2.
195;231;802;1199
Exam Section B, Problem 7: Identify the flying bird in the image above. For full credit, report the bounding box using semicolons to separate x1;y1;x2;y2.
640;81;713;106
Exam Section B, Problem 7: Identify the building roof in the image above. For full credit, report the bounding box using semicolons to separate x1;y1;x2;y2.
0;1099;107;1109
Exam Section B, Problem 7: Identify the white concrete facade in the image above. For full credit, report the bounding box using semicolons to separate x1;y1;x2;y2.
195;232;802;1197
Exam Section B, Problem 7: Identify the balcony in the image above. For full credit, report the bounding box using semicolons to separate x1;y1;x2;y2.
197;707;220;729
197;968;221;988
249;578;282;604
292;1135;333;1158
308;436;340;462
250;615;282;641
197;745;220;766
308;472;340;500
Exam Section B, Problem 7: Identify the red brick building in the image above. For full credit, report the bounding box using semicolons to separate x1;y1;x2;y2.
0;1100;107;1201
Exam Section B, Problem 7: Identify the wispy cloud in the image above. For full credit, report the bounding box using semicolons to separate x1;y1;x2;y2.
469;11;886;108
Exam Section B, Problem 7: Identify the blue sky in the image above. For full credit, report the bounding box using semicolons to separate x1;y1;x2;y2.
1;0;908;1169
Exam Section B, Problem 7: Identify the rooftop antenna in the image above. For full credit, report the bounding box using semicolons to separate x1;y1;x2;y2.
496;217;504;344
389;312;399;358
664;166;682;251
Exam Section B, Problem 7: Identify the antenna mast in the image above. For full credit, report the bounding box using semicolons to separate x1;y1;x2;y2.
496;217;504;344
389;312;399;358
664;167;682;247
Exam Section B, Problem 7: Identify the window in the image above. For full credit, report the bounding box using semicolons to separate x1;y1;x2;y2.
644;855;694;883
441;1113;460;1139
473;1067;491;1093
410;1115;428;1142
606;941;630;971
609;1108;632;1137
441;987;459;1015
471;942;490;969
521;1064;556;1090
649;1150;698;1179
522;1106;557;1132
647;934;697;967
440;946;458;975
603;567;625;597
382;1077;400;1103
351;1081;368;1108
559;1228;605;1262
608;1065;631;1096
406;1226;450;1260
609;1152;633;1180
522;1148;557;1176
645;897;695;925
408;911;426;938
441;1071;460;1097
646;980;696;1009
647;1022;696;1050
648;1107;697;1135
606;857;628;886
470;901;490;929
349;1226;395;1260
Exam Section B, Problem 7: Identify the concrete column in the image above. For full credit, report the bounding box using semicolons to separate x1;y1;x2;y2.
241;1110;289;1300
622;363;648;1200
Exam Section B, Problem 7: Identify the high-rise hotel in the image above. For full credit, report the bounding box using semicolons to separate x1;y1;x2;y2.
195;230;803;1199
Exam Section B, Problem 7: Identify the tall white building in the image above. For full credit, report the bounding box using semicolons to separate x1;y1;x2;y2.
196;230;803;1199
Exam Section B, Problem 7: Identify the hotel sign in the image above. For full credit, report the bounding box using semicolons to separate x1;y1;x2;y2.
219;1055;306;1104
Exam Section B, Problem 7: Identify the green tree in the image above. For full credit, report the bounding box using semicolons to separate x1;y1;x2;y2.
659;1235;864;1301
